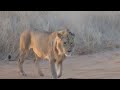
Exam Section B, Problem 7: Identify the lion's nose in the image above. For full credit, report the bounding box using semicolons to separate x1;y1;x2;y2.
68;50;71;52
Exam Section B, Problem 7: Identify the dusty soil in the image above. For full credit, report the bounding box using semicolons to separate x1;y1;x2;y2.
1;49;120;79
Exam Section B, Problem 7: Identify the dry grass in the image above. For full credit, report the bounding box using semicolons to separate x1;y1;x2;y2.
0;11;120;60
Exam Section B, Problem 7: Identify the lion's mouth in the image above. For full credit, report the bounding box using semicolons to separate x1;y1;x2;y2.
65;53;71;57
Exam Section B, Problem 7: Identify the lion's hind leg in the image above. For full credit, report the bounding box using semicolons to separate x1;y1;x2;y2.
18;50;27;76
34;54;44;76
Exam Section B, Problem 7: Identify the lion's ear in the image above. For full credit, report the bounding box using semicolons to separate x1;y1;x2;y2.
57;31;63;39
69;32;75;37
58;30;68;38
73;33;75;37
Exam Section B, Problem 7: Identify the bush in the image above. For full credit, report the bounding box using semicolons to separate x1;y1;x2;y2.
0;11;120;60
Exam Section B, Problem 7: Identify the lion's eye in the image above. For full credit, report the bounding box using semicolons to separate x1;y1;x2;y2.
64;42;67;44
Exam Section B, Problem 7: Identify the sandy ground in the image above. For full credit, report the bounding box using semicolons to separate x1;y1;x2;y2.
1;49;120;79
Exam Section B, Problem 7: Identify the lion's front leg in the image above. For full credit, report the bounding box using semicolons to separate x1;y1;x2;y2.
55;61;62;78
49;60;57;79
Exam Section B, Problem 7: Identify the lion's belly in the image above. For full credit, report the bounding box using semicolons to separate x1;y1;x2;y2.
32;47;50;60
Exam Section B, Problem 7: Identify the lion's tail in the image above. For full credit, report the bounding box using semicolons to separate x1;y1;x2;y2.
15;52;20;61
8;52;20;61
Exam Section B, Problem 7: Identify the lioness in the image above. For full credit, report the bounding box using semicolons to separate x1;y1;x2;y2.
18;28;75;79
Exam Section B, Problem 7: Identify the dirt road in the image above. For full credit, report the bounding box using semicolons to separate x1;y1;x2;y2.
1;49;120;79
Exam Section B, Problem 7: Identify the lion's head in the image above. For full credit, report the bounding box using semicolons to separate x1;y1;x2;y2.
57;28;75;57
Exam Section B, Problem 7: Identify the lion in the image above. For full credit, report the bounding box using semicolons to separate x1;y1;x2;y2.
18;28;75;79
